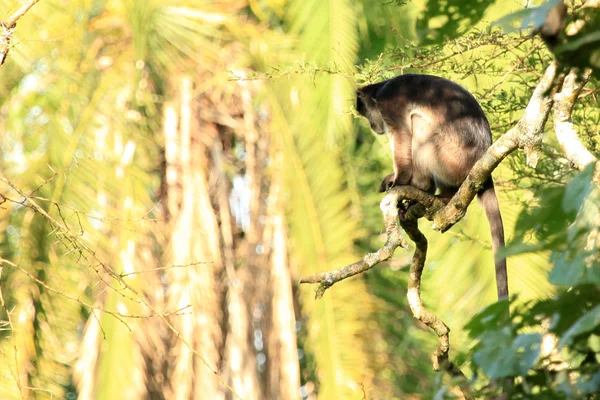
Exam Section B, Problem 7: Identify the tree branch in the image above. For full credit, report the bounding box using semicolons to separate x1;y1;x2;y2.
1;0;42;66
3;0;40;28
553;68;598;172
400;204;474;399
433;62;561;232
299;186;445;298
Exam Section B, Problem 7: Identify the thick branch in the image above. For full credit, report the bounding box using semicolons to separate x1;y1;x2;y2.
433;62;560;232
553;69;597;171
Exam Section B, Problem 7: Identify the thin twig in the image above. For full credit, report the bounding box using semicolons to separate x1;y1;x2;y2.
3;0;41;28
0;177;244;400
118;261;213;278
0;267;24;397
1;0;42;66
0;258;192;322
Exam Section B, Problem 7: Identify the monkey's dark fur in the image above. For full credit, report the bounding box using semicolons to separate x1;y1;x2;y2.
357;74;508;300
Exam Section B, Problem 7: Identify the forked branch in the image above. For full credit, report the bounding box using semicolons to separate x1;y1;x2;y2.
400;204;474;399
299;186;445;298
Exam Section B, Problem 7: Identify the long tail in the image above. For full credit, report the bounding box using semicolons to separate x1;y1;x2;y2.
478;178;508;300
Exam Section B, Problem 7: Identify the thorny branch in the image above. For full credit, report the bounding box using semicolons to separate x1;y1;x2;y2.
1;0;41;66
0;176;244;400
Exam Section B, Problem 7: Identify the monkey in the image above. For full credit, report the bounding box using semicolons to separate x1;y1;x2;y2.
356;74;508;300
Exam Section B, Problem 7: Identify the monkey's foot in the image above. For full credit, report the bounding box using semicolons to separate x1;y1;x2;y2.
379;173;400;193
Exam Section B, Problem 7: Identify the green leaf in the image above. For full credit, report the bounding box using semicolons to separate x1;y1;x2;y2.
472;330;542;378
527;285;599;336
492;0;563;34
574;371;600;396
492;8;534;33
559;304;600;348
513;333;542;375
465;299;512;337
563;163;596;214
497;240;545;258
513;186;571;243
557;31;600;55
549;251;600;286
472;328;518;378
415;0;492;45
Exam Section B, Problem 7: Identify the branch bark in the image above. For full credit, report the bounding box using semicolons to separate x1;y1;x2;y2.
433;62;560;232
553;68;598;174
1;0;41;66
299;186;445;298
400;204;474;399
3;0;40;28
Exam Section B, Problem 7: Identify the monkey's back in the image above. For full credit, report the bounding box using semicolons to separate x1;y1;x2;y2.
363;74;493;187
372;75;490;138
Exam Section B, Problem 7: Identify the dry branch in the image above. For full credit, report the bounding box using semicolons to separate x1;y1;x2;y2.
0;177;243;400
400;204;474;399
3;0;40;28
1;0;41;66
299;186;445;298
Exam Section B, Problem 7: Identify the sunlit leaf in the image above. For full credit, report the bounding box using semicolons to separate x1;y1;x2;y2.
492;0;563;33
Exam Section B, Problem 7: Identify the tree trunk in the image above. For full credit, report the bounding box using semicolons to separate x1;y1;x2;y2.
163;77;223;400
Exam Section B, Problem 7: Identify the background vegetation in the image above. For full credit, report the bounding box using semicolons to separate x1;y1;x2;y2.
0;0;598;399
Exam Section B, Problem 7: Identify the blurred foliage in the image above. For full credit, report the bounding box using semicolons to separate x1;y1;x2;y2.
0;0;599;399
463;166;600;398
415;0;492;45
493;0;600;78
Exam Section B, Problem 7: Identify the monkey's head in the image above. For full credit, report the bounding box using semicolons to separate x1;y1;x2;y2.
356;90;386;135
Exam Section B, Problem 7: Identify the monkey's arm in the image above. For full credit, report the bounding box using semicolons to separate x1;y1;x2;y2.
379;128;414;192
